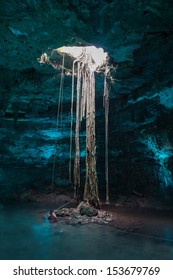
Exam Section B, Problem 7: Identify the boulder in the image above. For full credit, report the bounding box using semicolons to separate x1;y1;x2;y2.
79;202;98;217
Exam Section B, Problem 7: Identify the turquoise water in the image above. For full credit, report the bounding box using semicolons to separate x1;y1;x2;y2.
0;203;173;260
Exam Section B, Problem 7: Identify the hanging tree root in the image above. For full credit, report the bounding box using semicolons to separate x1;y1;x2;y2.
40;47;111;219
84;195;101;210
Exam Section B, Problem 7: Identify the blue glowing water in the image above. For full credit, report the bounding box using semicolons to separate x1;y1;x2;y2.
0;204;173;260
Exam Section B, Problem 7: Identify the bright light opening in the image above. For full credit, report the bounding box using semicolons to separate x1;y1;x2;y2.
57;46;108;72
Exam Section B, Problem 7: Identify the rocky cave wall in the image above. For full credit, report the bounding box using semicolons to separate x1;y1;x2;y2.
0;0;173;206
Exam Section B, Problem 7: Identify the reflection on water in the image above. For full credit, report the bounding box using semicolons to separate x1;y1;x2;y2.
0;203;173;260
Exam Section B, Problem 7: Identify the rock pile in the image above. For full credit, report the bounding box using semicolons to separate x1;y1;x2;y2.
48;202;114;225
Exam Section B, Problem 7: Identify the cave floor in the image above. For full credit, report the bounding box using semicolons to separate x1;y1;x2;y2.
0;202;173;260
103;204;173;241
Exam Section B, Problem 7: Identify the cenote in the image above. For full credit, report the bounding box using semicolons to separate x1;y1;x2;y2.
0;203;173;260
1;0;173;261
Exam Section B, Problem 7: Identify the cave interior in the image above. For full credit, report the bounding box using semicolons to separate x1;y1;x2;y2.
1;0;173;260
1;0;173;208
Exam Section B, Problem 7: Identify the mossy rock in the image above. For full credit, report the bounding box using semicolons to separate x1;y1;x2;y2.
79;202;98;217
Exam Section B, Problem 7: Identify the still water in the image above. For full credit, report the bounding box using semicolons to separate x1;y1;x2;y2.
0;203;173;260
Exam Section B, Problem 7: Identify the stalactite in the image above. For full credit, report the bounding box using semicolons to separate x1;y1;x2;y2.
104;75;110;204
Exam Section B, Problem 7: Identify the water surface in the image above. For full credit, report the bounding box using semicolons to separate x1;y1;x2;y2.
0;203;173;260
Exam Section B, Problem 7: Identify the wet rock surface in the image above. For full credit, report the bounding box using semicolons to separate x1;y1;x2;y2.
48;202;114;225
47;204;148;234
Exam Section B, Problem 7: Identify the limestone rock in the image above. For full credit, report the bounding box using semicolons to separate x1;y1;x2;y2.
79;202;98;217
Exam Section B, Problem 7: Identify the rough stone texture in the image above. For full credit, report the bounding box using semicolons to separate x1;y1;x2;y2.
78;202;98;217
48;204;114;225
0;0;173;206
